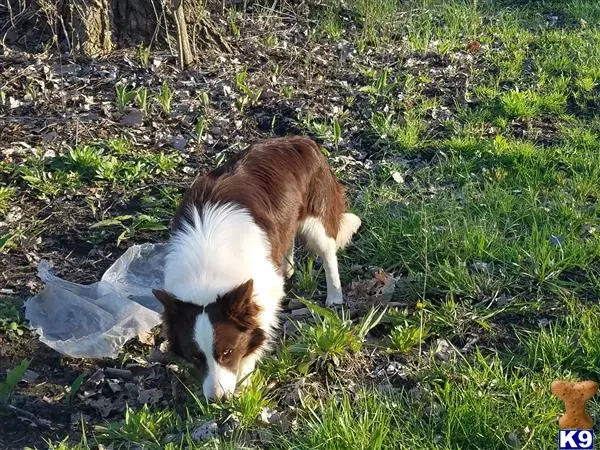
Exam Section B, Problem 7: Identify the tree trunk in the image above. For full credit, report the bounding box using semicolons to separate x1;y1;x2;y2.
192;9;232;54
111;0;163;48
65;0;112;56
2;0;231;59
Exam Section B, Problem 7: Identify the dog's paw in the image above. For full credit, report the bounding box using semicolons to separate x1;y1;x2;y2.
325;293;344;307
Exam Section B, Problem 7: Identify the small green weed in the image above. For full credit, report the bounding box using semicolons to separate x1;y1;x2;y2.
197;90;210;109
148;152;181;175
389;320;429;353
41;436;90;450
106;136;131;155
20;165;80;199
0;297;26;337
0;232;17;252
235;67;262;111
136;42;150;67
0;359;30;404
193;116;207;141
228;9;241;39
66;373;86;406
265;33;278;48
359;68;394;97
282;85;294;99
319;7;344;40
156;81;175;114
290;300;384;374
91;214;167;246
136;87;149;116
294;255;320;297
115;84;136;113
18;141;180;196
63;145;104;179
0;186;15;216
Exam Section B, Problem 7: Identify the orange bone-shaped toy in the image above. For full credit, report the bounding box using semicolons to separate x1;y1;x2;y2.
551;380;598;429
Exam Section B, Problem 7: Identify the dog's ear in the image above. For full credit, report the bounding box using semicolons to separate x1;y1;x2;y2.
245;328;267;357
219;279;260;329
153;289;179;313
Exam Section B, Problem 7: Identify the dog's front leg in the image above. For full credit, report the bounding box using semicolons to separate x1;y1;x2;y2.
283;239;295;279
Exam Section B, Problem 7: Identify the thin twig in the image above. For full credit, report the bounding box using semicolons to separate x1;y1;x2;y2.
149;0;162;51
5;405;51;428
161;0;175;56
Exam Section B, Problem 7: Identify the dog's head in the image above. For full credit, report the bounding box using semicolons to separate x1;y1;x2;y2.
153;279;266;399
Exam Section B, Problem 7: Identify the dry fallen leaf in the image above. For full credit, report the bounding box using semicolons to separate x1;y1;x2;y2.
119;109;143;127
467;40;481;53
137;329;155;346
434;338;455;361
191;420;219;441
137;388;163;406
346;269;397;311
88;396;114;418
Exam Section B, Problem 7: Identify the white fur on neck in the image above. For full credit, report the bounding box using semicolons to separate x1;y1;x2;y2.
164;202;284;334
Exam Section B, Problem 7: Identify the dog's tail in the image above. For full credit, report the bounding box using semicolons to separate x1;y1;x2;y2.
336;213;361;249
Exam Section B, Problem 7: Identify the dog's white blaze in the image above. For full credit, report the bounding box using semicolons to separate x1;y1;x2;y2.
193;313;238;399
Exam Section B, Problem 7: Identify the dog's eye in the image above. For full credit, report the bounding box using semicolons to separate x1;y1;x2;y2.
221;349;233;360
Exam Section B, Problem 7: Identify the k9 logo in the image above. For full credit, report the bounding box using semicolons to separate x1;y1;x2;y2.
559;430;594;450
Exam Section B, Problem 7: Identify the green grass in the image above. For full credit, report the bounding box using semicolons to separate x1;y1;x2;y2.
289;300;384;374
95;404;181;448
279;351;574;450
0;186;15;216
9;141;182;200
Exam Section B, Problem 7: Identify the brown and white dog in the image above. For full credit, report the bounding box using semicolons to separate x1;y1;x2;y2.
152;136;361;399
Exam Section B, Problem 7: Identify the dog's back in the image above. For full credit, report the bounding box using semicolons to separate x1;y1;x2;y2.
173;136;347;269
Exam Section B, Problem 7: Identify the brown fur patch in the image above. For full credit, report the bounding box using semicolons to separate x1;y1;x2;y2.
204;280;264;374
153;289;207;376
172;136;346;275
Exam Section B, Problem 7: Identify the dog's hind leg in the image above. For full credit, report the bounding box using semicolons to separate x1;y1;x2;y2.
299;218;344;306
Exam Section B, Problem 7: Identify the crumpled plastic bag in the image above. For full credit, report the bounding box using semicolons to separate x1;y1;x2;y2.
25;243;168;359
